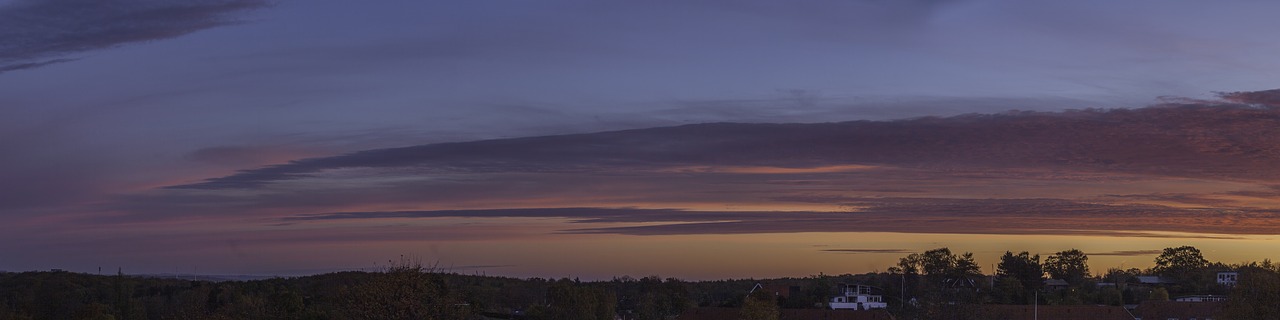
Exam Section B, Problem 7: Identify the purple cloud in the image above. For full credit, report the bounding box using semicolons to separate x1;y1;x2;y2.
170;95;1280;191
0;0;268;73
272;197;1280;238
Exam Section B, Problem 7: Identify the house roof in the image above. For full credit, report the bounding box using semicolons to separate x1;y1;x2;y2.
676;307;895;320
1135;301;1224;320
978;305;1134;320
1135;276;1176;284
751;281;809;298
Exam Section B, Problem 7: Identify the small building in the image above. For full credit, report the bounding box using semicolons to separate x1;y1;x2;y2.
1216;271;1238;287
1135;276;1176;285
1044;279;1069;290
944;276;981;290
830;284;887;310
750;282;800;299
1173;295;1227;302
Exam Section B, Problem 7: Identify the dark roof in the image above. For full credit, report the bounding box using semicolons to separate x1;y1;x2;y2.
677;307;895;320
1044;279;1069;287
1135;276;1177;284
1135;301;1224;320
979;305;1134;320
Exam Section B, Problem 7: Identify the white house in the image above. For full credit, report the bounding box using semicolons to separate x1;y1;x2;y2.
1217;271;1238;286
829;284;887;310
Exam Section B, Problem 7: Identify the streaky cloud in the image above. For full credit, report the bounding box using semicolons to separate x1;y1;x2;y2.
0;0;268;73
171;93;1280;190
820;249;913;254
1087;250;1162;257
0;57;75;72
278;199;1280;238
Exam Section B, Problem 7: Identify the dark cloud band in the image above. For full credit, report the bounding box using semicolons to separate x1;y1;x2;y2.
0;0;268;74
276;198;1280;238
171;99;1280;190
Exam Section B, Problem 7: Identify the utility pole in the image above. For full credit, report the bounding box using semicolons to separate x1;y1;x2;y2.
1034;290;1038;320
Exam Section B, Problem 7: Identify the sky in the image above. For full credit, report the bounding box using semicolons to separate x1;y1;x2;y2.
2;0;1280;279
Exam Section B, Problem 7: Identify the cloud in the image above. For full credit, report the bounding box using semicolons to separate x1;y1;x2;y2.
273;198;1280;238
169;95;1280;191
1218;89;1280;108
0;57;75;72
820;249;913;254
87;89;1280;241
185;145;325;167
1103;193;1237;207
1086;250;1162;257
0;0;268;73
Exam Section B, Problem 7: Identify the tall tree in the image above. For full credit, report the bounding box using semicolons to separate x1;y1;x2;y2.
891;247;983;317
894;248;982;286
1152;246;1209;286
996;251;1044;304
1044;249;1090;286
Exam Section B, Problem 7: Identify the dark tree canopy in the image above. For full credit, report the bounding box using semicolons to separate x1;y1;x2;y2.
893;247;982;283
1044;249;1090;286
527;280;616;320
997;251;1044;289
996;251;1044;304
1153;246;1209;280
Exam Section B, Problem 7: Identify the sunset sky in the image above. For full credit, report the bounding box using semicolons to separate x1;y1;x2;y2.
3;0;1280;280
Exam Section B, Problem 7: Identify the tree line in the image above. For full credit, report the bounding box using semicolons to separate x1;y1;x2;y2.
1;245;1277;319
879;245;1280;319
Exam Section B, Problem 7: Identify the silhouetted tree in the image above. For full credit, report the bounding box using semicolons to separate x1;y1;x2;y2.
1044;249;1090;286
890;248;983;318
1153;246;1209;291
893;248;982;286
996;251;1043;304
